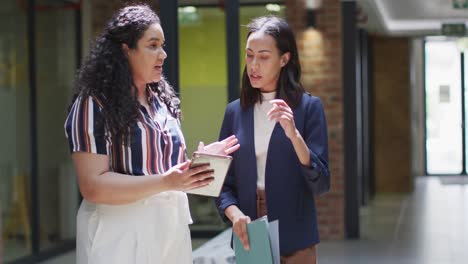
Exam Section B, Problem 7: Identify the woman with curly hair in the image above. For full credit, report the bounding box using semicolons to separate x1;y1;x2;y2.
64;4;238;264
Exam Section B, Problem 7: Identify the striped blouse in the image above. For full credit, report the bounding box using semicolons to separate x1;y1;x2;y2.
64;89;187;176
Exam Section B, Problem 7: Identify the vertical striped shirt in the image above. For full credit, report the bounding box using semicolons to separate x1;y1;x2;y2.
64;90;187;176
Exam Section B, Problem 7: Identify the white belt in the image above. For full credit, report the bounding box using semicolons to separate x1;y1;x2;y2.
94;191;193;225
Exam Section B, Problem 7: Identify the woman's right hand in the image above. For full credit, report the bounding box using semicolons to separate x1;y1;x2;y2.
230;209;251;250
163;160;214;191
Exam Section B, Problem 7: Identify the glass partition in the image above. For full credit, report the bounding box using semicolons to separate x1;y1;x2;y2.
0;0;32;261
178;3;285;236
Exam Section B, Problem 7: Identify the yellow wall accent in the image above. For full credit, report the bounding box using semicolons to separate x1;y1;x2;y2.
179;7;285;155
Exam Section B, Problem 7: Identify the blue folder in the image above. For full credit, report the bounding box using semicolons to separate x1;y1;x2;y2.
233;216;279;264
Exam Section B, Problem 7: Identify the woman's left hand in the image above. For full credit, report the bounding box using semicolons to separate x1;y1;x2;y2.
197;135;240;155
267;99;297;139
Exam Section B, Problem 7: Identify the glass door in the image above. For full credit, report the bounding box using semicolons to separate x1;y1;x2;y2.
1;0;80;261
178;5;228;238
465;51;468;172
177;3;285;242
425;40;463;174
0;0;32;261
35;0;79;251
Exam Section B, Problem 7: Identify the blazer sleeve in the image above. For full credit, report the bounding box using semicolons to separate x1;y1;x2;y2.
214;104;239;223
301;96;331;196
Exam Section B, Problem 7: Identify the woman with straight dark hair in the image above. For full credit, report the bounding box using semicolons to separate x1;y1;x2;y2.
215;16;330;263
64;4;238;263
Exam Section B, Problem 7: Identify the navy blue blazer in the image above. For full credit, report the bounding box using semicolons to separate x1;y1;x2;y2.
215;93;330;255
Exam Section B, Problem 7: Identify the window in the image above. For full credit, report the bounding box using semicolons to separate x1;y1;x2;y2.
425;39;464;174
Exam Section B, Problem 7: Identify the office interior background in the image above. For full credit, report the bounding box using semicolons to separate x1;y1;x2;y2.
0;0;467;263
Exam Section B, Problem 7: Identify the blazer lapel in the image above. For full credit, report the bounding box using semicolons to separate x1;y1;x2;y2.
241;106;258;189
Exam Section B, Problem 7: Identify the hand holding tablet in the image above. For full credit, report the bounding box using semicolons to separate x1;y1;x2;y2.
187;152;233;197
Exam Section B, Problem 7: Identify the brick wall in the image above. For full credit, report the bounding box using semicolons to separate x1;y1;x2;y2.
286;0;345;240
372;36;412;193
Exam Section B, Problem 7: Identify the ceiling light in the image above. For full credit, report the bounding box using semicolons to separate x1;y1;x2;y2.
306;0;322;10
179;6;197;14
456;37;468;51
453;0;468;9
305;0;323;27
265;4;281;12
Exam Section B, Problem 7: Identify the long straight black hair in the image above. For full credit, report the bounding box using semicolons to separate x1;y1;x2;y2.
240;16;304;110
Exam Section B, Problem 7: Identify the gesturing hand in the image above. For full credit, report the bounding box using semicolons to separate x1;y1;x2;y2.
197;135;240;155
267;99;297;139
163;161;214;191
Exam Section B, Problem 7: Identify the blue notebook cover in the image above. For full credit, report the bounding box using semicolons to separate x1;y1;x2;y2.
233;217;274;264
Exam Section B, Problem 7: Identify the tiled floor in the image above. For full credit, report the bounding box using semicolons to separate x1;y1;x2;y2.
3;241;29;263
40;176;468;264
318;176;468;264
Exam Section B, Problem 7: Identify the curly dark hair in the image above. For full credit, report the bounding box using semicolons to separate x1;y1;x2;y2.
70;4;181;142
241;16;304;109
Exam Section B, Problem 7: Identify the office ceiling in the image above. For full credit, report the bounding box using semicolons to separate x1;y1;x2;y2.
179;0;279;5
177;0;468;36
356;0;468;36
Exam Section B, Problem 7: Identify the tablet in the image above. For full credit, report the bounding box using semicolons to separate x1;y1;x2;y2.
187;152;233;197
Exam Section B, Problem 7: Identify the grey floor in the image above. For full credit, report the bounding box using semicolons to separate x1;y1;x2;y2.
40;176;468;264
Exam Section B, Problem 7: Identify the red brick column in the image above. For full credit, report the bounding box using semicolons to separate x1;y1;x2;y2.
287;0;345;240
